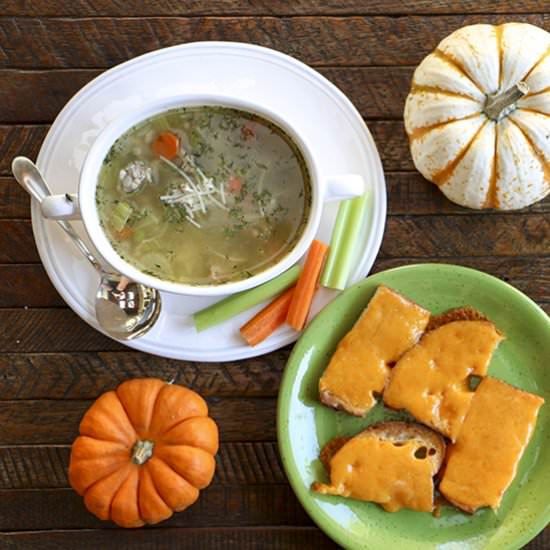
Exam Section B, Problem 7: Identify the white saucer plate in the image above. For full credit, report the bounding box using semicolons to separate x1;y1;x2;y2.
34;42;386;361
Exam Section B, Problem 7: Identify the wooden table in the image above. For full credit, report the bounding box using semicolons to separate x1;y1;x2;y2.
0;1;548;548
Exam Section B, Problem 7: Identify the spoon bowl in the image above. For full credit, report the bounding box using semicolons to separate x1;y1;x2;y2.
11;156;162;340
95;275;161;340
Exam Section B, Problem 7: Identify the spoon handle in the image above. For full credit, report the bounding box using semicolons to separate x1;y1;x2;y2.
11;156;102;272
56;218;102;272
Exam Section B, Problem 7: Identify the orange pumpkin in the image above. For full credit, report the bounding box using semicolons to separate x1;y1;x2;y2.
68;378;219;527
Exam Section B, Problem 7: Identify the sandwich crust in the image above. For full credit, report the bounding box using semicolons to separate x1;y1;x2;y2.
312;421;447;513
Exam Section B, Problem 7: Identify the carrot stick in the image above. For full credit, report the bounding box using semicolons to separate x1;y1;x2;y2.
286;240;329;331
240;286;295;346
153;131;180;159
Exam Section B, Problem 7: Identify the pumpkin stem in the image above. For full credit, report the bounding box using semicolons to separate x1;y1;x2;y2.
131;439;155;465
484;82;529;121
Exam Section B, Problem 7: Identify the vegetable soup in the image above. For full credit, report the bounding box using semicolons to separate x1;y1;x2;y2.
96;106;311;285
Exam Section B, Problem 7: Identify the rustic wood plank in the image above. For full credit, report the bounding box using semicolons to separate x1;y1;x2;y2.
386;173;550;215
0;398;277;444
0;67;412;123
0;126;48;175
0;528;548;550
2;213;549;265
0;15;548;69
0;489;546;545
0;527;336;550
379;215;550;258
0;442;286;489
0;221;39;262
0;122;411;176
1;265;63;307
0;70;98;124
0;351;287;398
370;121;413;171
2;0;548;16
0;485;311;530
0;177;29;217
0;309;125;352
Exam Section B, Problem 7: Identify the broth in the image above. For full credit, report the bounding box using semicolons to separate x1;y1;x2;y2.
96;106;311;285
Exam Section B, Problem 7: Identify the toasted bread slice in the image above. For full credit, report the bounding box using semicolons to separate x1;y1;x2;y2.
319;286;430;417
384;307;503;441
426;306;490;332
440;377;544;513
312;421;446;512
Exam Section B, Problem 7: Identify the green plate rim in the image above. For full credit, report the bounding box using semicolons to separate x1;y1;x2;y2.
277;263;550;550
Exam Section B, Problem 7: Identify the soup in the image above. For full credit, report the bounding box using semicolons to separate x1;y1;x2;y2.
96;106;311;285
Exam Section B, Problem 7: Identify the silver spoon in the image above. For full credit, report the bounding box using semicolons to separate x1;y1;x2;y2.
12;156;161;340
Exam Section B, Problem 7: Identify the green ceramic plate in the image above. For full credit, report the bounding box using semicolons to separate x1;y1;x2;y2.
277;264;550;550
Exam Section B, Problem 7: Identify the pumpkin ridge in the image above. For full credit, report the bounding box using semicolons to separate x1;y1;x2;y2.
517;106;550;118
408;112;482;142
143;461;173;513
521;45;550;85
158;415;207;440
134;473;143;524
110;466;145;527
496;24;504;91
433;120;489;186
522;86;550;100
79;391;137;446
82;463;133;520
483;128;499;209
116;378;165;438
433;49;484;94
108;463;141;525
71;436;131;460
507;118;550;190
69;443;132;495
410;84;482;102
147;455;202;511
80;459;131;500
148;379;168;436
154;449;198;489
110;393;141;448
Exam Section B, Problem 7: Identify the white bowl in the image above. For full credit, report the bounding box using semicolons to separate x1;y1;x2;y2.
41;93;365;296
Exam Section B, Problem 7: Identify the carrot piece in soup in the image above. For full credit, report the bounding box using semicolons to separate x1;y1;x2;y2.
227;176;242;193
115;227;134;241
153;132;180;159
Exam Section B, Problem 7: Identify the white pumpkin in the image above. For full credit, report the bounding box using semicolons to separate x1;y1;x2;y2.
404;23;550;210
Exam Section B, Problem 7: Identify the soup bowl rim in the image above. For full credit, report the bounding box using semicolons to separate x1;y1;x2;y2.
79;93;324;296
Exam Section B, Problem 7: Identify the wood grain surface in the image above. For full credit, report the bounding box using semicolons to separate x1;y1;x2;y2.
1;15;550;69
2;1;549;16
0;3;548;549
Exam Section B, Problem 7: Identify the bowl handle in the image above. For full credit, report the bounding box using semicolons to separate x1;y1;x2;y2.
323;174;366;202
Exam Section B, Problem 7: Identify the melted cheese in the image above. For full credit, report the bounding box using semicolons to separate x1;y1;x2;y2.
384;320;503;441
312;435;434;512
319;286;430;415
440;377;544;511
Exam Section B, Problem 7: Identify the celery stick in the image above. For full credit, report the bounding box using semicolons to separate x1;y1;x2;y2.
320;200;352;288
194;264;301;332
320;193;369;290
111;201;133;232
